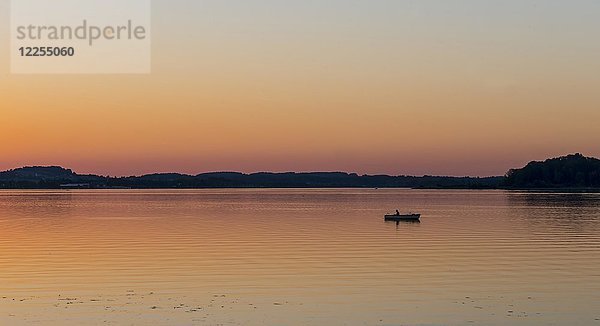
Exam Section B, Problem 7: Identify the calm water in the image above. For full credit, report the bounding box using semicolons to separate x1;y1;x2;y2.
0;189;599;325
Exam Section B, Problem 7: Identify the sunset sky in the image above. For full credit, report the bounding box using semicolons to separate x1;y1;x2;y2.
1;0;599;176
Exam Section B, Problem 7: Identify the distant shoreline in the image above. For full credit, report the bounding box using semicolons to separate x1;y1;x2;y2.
0;166;502;190
2;187;600;192
2;154;600;190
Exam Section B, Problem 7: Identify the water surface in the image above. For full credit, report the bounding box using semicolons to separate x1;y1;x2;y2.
1;189;599;325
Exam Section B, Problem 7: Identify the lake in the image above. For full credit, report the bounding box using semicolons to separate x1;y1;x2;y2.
1;189;599;325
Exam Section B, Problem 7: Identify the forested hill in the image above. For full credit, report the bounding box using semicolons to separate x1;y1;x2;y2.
0;166;502;189
504;154;600;188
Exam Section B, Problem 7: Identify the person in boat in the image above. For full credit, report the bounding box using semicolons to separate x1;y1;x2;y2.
395;210;400;216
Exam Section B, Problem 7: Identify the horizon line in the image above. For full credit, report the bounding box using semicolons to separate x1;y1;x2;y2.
1;165;504;179
2;153;591;179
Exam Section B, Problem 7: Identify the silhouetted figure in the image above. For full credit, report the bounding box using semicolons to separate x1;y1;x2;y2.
396;210;400;215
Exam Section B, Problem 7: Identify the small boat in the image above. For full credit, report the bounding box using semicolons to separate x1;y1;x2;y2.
384;213;421;221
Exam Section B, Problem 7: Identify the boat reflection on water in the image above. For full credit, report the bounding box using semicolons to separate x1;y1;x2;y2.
385;219;421;226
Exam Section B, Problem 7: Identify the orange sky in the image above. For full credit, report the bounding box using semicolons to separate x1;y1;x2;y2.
1;1;599;176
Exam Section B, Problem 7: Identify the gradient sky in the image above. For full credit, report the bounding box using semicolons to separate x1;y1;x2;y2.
1;0;599;176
